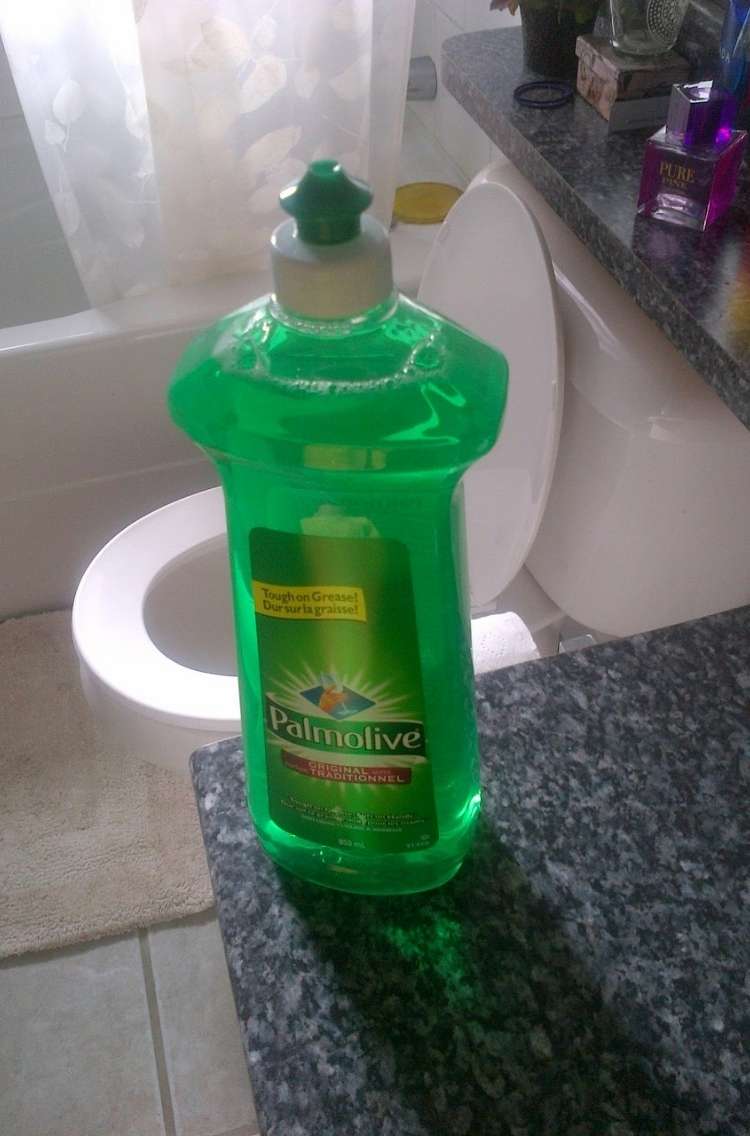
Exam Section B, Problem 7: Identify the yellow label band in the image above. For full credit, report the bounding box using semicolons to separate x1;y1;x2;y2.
252;580;367;622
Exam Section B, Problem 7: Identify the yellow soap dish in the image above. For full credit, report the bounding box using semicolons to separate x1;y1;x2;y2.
393;182;462;225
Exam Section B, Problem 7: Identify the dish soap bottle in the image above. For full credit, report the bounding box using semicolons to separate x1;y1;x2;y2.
168;161;507;894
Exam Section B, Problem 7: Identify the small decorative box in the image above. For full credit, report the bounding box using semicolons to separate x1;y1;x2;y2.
575;35;689;123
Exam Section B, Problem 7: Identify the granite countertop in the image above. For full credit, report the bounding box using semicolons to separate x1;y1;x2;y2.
442;27;750;431
192;604;750;1136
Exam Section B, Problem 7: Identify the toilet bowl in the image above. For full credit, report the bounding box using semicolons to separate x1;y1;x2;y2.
73;159;750;772
74;484;559;770
74;489;238;769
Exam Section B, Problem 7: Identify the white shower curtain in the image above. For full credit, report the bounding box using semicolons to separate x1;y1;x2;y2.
0;0;414;305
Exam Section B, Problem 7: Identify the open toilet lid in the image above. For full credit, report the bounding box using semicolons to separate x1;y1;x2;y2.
418;171;564;608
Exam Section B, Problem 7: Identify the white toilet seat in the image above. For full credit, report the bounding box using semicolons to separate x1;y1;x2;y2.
73;481;556;771
72;487;239;733
419;175;564;607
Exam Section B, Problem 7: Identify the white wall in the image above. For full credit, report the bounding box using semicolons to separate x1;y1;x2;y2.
411;0;520;181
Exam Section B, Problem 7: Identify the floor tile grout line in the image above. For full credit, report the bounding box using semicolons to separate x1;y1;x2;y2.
138;930;178;1136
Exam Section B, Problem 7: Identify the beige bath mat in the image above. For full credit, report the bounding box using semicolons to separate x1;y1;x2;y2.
0;610;214;960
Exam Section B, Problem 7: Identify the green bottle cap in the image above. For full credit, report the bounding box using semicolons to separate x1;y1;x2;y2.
279;160;373;245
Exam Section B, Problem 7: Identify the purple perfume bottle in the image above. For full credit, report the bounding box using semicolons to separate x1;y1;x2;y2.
638;81;747;231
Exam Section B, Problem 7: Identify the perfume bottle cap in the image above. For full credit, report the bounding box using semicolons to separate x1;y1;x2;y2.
666;81;737;149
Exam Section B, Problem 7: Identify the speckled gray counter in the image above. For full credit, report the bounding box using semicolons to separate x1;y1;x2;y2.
442;28;750;431
192;605;750;1136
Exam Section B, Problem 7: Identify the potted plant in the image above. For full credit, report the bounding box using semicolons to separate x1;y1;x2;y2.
491;0;600;78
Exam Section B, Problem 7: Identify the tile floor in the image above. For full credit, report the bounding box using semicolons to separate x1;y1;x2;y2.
0;913;258;1136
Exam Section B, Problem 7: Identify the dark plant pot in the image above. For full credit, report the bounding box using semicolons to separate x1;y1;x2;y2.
520;5;596;78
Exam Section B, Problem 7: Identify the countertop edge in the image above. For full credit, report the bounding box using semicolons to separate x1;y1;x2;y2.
442;30;750;432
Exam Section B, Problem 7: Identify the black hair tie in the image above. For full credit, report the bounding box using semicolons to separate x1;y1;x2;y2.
513;80;574;109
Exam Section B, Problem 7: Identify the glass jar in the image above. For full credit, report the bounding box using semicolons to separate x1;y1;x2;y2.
609;0;689;57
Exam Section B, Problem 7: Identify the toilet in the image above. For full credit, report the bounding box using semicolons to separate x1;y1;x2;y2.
73;159;750;772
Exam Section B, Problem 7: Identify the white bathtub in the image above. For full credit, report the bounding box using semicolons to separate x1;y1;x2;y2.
0;100;465;619
0;56;240;619
1;45;231;617
0;221;445;619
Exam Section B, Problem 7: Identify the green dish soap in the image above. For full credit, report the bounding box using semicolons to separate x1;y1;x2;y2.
169;161;507;894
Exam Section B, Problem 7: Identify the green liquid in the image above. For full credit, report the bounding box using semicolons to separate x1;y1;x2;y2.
169;293;507;894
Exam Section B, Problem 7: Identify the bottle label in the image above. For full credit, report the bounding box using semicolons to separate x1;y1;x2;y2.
250;527;437;853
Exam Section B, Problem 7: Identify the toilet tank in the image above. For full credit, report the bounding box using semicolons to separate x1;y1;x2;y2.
474;161;750;637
